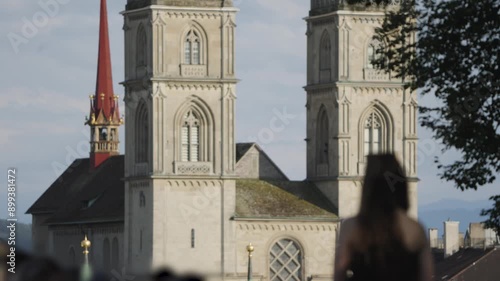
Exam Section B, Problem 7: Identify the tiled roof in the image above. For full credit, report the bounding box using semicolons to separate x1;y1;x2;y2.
235;179;337;219
433;247;496;280
28;145;339;225
454;247;500;280
27;158;93;214
27;156;125;225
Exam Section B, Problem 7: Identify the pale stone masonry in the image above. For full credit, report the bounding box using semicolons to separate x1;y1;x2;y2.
305;0;418;218
28;1;418;280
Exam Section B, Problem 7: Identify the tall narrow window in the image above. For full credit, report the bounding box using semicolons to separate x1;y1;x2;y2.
69;247;76;266
103;238;110;270
270;239;303;281
185;30;201;65
181;110;200;162
139;191;146;208
364;111;383;156
135;101;148;163
191;229;195;248
316;108;329;164
319;31;331;82
111;237;119;271
137;25;147;67
139;230;143;252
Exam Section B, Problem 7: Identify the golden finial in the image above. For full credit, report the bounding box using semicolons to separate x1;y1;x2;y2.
246;243;254;257
100;93;105;100
114;95;119;101
81;235;91;255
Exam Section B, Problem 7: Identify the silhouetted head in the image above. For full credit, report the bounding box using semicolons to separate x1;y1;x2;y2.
153;268;175;281
359;154;409;218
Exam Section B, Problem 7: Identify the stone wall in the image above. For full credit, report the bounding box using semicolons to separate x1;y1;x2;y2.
233;220;338;280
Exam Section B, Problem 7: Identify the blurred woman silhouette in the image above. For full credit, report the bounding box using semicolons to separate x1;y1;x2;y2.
334;154;433;281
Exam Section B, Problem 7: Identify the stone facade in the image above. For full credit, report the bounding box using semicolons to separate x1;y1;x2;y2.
304;4;418;218
122;2;240;276
30;1;421;280
47;223;123;271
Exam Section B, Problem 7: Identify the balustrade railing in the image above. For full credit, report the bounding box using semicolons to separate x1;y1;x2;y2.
91;141;119;152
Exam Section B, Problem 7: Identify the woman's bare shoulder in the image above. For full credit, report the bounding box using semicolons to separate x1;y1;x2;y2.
397;211;428;250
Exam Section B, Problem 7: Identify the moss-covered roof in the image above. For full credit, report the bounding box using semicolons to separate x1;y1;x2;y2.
235;180;338;220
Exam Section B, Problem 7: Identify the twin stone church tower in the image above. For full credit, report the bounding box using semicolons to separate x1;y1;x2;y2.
29;0;418;279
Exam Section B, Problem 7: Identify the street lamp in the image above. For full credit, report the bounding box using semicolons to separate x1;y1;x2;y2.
247;243;254;281
80;235;92;281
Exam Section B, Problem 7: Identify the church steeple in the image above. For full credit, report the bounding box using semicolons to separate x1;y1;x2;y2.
86;0;123;170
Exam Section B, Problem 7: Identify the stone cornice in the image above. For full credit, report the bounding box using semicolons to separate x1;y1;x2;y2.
311;176;420;182
51;224;123;235
305;80;405;91
235;221;339;231
122;5;238;16
126;177;238;185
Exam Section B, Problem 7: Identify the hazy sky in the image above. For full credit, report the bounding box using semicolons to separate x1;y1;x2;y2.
1;0;498;224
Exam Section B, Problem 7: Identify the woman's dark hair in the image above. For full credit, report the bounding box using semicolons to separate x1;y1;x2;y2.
358;154;409;249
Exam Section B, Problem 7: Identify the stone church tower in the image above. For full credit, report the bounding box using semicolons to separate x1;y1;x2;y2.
122;0;238;275
304;1;418;218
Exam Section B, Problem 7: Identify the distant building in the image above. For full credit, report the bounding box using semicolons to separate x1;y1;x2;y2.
430;220;499;280
27;0;418;279
465;223;499;248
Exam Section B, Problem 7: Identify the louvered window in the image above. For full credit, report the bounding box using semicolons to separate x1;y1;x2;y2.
364;111;383;156
185;30;201;65
181;110;200;162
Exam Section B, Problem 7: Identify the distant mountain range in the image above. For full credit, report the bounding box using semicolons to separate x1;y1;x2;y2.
418;199;491;235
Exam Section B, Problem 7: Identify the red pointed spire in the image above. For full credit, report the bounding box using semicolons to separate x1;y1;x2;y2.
86;0;123;170
93;0;115;120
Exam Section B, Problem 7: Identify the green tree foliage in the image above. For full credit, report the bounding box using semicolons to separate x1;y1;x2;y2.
347;0;500;234
480;196;500;237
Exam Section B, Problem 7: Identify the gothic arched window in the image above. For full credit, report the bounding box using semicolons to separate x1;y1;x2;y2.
137;25;147;67
364;111;383;156
316;107;329;165
270;239;303;281
185;30;201;65
135;101;148;163
181;110;200;162
175;98;214;173
360;105;393;160
319;31;332;82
